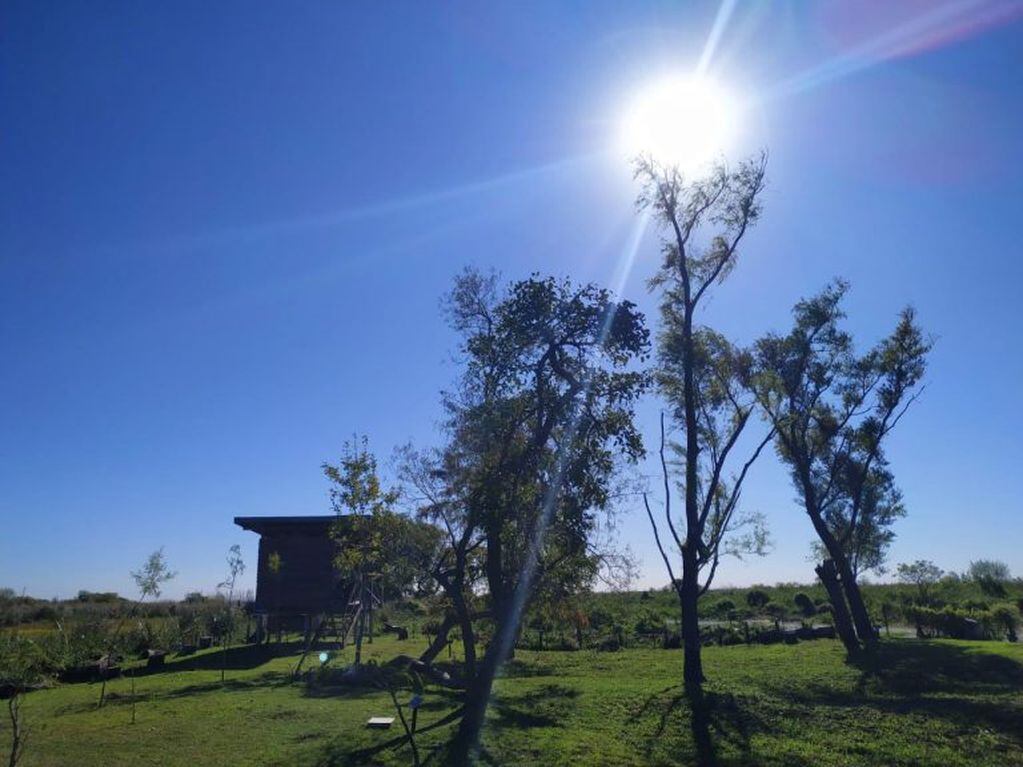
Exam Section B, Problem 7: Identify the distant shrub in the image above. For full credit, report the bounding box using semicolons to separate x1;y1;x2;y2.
633;609;665;635
907;605;1000;640
746;590;770;609
76;591;120;604
764;603;787;622
710;599;735;618
993;606;1018;642
793;593;816;617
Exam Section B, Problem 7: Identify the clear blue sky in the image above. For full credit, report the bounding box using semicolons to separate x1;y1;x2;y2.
3;1;1022;599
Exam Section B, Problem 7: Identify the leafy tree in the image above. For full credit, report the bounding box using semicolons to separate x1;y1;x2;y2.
968;560;1011;581
745;282;931;655
440;269;648;764
1;636;49;767
895;560;944;603
968;560;1011;597
324;437;440;664
634;154;772;722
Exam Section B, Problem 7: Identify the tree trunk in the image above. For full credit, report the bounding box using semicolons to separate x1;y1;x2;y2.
451;640;500;766
835;556;876;649
678;562;703;694
8;694;23;767
420;613;456;665
816;560;859;655
451;590;477;678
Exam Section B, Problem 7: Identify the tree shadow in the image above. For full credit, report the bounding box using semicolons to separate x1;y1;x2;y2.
853;639;1023;696
53;672;285;715
758;640;1023;754
489;683;579;730
629;684;778;766
317;706;465;767
135;641;306;676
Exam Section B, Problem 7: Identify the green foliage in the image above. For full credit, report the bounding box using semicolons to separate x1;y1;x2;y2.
131;549;176;601
324;437;440;598
0;635;51;690
746;589;770;609
896;560;944;602
793;593;816;617
747;282;931;585
968;560;1011;582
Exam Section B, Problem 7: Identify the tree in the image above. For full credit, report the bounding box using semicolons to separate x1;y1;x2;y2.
746;282;931;654
397;443;486;675
1;636;48;767
441;270;648;764
98;549;175;708
323;437;439;665
895;560;943;603
634;154;772;718
217;545;245;683
968;560;1011;597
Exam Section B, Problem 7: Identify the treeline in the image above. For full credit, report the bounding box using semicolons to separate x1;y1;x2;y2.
0;587;252;629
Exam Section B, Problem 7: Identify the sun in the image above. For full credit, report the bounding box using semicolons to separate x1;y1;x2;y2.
621;75;736;172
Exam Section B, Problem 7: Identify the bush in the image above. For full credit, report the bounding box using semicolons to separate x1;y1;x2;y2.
746;589;770;609
793;593;816;617
711;599;736;617
633;609;665;635
907;605;1002;640
993;606;1018;641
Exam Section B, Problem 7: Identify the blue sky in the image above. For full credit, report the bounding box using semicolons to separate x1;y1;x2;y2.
2;1;1022;599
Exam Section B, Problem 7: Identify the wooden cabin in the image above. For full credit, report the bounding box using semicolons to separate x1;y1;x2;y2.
234;515;349;618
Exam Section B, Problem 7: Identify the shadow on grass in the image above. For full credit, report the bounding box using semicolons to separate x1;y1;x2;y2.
758;640;1023;754
317;706;465;767
138;641;307;675
629;685;779;767
54;672;287;715
491;683;579;730
853;639;1023;696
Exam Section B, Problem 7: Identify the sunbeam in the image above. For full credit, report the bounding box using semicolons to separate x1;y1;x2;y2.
696;0;739;76
109;153;601;259
760;0;1023;104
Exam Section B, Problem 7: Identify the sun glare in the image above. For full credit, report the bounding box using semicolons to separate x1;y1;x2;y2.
621;76;736;172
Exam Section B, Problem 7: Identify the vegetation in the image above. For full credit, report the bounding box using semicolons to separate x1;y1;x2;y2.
634;154;772;730
745;282;931;655
3;634;1022;766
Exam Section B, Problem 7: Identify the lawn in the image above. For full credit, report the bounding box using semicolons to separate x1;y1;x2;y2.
6;636;1023;766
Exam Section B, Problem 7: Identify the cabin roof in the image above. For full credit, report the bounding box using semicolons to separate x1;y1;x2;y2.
234;515;338;535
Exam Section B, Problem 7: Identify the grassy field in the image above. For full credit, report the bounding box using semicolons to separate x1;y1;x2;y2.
5;635;1023;766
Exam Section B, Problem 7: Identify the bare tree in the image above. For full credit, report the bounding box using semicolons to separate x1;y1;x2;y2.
217;545;245;683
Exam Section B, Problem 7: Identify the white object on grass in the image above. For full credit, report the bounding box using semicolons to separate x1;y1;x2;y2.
366;717;395;728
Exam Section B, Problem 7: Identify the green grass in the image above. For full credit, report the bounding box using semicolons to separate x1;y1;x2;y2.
6;636;1023;766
